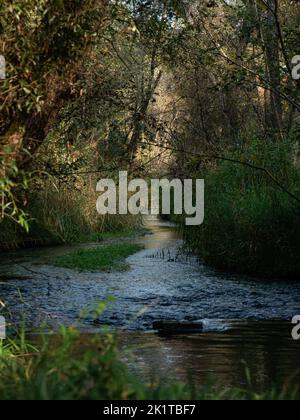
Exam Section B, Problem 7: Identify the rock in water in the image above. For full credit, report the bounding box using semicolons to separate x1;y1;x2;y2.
153;320;203;334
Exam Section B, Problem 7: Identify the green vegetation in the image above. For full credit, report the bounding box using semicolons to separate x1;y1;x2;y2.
0;0;108;233
78;227;150;244
0;327;299;401
0;327;142;401
1;0;300;403
52;243;144;272
0;185;142;250
183;140;300;279
2;0;300;279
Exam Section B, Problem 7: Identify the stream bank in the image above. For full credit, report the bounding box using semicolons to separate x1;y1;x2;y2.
0;219;299;388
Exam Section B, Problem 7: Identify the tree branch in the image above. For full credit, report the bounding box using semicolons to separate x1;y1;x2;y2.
137;140;300;205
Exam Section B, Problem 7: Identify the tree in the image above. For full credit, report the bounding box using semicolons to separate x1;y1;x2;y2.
0;0;108;226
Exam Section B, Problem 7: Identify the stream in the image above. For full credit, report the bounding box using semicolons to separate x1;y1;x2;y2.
0;219;300;389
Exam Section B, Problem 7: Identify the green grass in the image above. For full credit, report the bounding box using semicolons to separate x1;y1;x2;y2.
52;243;144;272
0;326;299;400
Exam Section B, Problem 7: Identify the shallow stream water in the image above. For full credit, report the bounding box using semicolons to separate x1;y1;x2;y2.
0;219;299;388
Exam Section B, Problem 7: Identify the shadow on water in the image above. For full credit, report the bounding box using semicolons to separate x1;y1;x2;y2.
119;321;300;390
0;217;299;389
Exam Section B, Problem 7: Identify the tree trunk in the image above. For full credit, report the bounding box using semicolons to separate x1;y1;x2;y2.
261;0;282;135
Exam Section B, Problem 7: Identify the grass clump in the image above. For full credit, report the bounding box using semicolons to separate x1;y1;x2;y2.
0;327;143;400
52;243;144;272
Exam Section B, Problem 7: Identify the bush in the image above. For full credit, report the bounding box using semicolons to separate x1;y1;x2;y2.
183;138;300;279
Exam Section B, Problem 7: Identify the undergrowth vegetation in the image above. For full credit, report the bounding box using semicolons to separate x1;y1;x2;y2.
183;139;300;279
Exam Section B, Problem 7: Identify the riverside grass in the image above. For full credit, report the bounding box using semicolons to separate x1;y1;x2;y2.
0;177;143;250
0;326;299;400
52;243;144;272
183;139;300;279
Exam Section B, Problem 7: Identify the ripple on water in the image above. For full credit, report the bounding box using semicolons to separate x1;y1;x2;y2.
0;221;300;330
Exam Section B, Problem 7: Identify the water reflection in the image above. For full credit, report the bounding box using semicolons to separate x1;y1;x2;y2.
0;220;300;389
119;321;300;390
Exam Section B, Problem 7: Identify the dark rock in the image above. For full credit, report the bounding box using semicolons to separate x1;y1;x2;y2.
153;320;203;335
